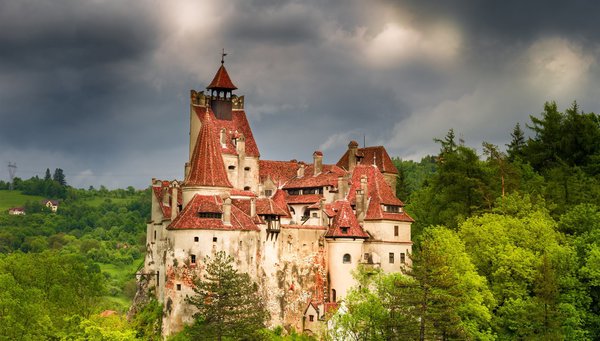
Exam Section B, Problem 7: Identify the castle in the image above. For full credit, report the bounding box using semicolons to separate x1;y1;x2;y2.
143;59;413;336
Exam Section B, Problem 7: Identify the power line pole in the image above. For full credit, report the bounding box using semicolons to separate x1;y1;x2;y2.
8;162;16;190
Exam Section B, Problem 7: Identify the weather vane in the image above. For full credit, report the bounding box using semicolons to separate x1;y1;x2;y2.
221;48;227;64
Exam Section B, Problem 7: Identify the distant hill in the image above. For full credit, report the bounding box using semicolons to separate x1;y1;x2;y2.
0;190;45;212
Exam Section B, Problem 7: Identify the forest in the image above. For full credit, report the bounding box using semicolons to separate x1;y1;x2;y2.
0;100;599;340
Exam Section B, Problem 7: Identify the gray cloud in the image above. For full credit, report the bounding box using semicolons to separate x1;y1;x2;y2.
1;0;599;188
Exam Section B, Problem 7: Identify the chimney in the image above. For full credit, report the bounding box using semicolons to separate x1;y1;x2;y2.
313;151;323;176
223;197;232;225
297;163;305;178
250;197;256;217
236;133;246;155
358;175;368;223
336;176;344;200
319;198;326;226
356;189;364;223
348;141;359;171
162;187;170;206
171;183;179;221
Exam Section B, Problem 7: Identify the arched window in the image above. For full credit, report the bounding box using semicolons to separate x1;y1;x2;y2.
332;289;337;302
343;253;351;264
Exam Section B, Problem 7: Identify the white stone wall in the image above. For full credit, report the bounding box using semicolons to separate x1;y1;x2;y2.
326;239;363;302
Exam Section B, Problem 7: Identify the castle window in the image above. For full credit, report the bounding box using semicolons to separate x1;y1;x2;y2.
400;253;406;264
244;186;251;191
176;284;181;291
341;227;349;234
191;255;196;264
332;289;337;302
364;253;370;261
389;253;395;264
309;315;314;322
264;189;272;197
213;237;217;242
194;236;199;242
199;212;222;219
154;230;157;240
394;225;399;237
343;253;351;264
228;165;235;170
288;189;300;196
312;212;317;218
244;167;250;171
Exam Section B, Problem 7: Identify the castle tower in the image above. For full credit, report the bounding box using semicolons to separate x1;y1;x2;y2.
207;56;237;120
325;200;369;302
182;109;233;205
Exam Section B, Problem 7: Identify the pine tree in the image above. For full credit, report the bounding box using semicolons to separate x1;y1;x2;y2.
44;168;52;181
506;123;526;161
52;168;66;186
186;251;268;340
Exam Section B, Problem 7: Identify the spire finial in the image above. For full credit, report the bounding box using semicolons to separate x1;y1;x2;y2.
221;48;227;65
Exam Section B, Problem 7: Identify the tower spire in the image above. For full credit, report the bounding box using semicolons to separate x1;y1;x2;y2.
221;48;227;65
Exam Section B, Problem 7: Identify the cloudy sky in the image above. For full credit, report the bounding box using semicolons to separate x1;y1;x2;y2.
1;0;599;188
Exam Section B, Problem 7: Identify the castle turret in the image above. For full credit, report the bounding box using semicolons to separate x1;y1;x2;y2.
325;200;368;302
207;57;237;120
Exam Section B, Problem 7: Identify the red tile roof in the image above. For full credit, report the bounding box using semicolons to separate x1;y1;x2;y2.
152;184;183;218
307;201;341;218
283;164;346;189
207;64;237;90
169;194;259;231
282;224;328;230
348;165;403;206
193;106;260;157
347;165;414;222
285;194;322;204
325;200;369;238
230;189;256;197
256;198;289;216
337;146;398;174
258;160;299;185
185;110;233;188
271;189;291;217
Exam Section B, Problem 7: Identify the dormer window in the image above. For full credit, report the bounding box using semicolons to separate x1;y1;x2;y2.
264;189;273;197
341;227;349;234
198;212;222;219
384;205;401;213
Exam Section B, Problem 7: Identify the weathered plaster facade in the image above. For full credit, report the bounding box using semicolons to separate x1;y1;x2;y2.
140;61;413;337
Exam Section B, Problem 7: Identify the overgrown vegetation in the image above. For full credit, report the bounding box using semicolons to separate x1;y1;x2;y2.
337;101;600;340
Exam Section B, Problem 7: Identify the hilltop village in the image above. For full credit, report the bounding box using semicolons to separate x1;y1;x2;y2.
142;61;413;335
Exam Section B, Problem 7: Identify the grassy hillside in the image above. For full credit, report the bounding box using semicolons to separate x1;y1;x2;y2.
0;190;45;212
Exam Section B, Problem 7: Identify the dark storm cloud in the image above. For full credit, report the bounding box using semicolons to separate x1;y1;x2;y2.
2;0;600;188
0;0;163;156
393;0;600;44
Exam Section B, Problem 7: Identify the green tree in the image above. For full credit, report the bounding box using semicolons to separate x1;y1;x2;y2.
186;251;268;340
506;123;526;162
53;168;67;186
408;227;494;340
460;194;588;339
44;168;52;181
